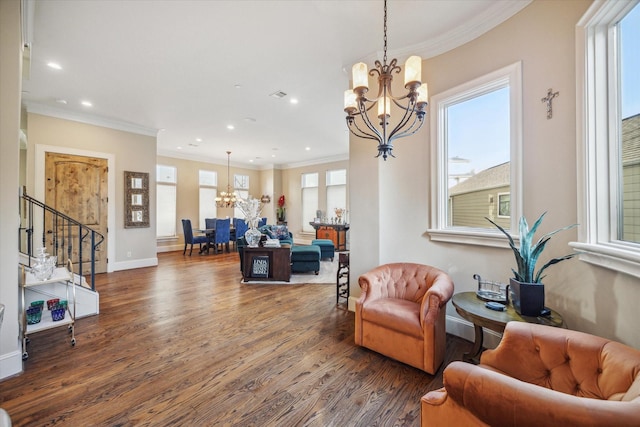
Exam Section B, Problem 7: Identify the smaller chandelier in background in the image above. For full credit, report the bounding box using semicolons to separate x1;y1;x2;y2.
215;151;237;208
344;0;428;160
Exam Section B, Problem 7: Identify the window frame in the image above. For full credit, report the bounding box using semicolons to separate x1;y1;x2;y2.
198;170;217;229
301;172;319;233
156;164;178;239
497;192;511;218
326;169;347;217
428;61;523;247
572;0;640;278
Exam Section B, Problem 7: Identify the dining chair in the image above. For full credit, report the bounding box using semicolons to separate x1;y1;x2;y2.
181;219;208;256
213;218;231;253
233;218;249;251
204;218;216;230
258;217;267;228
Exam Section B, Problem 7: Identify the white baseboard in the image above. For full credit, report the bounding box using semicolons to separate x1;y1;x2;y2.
112;257;158;271
445;315;502;350
157;244;183;253
0;350;23;380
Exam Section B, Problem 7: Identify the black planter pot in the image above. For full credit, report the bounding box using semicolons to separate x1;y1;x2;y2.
509;278;545;316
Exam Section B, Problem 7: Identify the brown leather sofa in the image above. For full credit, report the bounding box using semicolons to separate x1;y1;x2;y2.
355;263;454;375
421;321;640;427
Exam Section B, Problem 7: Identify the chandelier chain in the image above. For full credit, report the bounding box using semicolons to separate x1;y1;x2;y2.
383;0;388;66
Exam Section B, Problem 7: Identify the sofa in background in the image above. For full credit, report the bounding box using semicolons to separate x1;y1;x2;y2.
355;263;454;374
237;225;293;273
421;321;640;427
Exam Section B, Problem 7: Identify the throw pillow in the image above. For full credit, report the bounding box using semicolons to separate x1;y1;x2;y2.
271;225;289;240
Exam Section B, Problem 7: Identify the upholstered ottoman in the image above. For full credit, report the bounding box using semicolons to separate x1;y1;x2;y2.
291;245;321;274
311;239;335;261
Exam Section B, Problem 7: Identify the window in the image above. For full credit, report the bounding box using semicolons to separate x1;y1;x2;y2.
199;170;217;229
326;169;347;219
301;172;319;232
573;1;640;277
156;165;177;238
429;62;523;246
498;193;510;218
233;174;249;219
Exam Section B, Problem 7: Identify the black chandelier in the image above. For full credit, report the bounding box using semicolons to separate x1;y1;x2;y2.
344;0;428;160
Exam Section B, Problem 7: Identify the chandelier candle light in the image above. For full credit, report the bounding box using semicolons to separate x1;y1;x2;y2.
344;0;428;160
215;151;237;208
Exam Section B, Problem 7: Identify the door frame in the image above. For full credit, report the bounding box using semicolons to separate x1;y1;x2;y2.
35;144;116;273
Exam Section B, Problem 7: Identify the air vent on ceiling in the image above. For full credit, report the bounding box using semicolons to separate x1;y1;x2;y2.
269;90;287;99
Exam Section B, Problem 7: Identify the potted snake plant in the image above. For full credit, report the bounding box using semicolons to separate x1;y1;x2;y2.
486;212;578;316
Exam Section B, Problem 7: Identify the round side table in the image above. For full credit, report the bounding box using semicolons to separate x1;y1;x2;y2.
452;291;564;363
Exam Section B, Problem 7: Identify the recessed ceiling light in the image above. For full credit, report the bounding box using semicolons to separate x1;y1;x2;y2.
47;62;62;70
290;98;299;104
81;101;93;107
271;154;276;158
55;98;67;104
234;84;242;89
195;138;202;142
177;146;183;150
305;147;311;151
243;117;256;123
249;159;254;163
227;125;235;130
269;90;287;99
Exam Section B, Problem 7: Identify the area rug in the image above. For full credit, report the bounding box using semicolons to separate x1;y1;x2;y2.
242;256;339;285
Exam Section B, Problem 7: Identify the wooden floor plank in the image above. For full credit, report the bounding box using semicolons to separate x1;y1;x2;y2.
1;251;472;426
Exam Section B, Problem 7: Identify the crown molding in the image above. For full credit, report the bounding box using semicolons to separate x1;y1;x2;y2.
355;1;532;65
406;1;532;59
25;102;158;137
157;149;349;171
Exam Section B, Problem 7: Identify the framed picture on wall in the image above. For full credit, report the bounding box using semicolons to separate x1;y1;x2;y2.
124;171;150;228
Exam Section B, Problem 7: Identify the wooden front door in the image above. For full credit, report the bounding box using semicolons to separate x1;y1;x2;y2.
45;152;108;274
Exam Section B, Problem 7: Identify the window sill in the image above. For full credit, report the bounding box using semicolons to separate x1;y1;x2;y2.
569;241;640;279
427;228;519;248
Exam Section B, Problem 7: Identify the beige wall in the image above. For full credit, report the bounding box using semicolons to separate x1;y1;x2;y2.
351;0;640;348
26;113;158;270
0;0;23;379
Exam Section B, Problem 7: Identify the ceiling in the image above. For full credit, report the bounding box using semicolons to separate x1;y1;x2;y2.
21;0;530;168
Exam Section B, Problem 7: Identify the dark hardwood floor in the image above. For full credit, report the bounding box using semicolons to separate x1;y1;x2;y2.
1;251;472;426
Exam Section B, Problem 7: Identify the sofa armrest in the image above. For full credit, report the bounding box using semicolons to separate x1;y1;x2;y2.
441;361;640;427
357;269;385;304
420;271;454;326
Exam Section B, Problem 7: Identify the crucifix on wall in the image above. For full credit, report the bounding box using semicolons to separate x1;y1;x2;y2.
541;88;559;119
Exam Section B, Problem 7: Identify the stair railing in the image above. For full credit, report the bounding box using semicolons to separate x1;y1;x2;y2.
19;189;104;291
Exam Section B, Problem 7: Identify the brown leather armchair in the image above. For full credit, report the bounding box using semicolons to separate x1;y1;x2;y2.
355;263;454;374
421;321;640;427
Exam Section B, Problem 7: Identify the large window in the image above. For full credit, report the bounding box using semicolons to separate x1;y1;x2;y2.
429;62;522;246
199;170;217;229
326;169;347;219
156;165;177;238
301;172;318;232
233;174;249;219
573;1;640;277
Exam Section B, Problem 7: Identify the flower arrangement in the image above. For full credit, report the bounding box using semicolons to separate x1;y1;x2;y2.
236;196;262;228
277;195;286;222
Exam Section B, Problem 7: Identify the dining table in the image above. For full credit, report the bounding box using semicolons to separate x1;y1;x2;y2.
196;227;236;254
